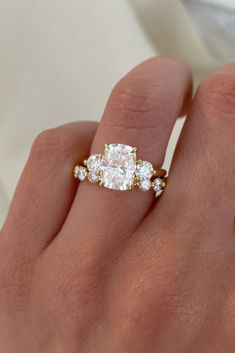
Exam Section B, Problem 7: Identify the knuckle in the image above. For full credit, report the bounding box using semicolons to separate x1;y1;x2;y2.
196;73;235;123
110;242;212;344
31;126;69;162
105;81;168;133
111;263;184;336
40;256;107;322
32;128;61;154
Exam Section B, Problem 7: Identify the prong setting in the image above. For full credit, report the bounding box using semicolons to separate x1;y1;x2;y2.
131;147;137;153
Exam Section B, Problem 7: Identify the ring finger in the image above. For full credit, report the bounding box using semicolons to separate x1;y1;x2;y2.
60;57;192;248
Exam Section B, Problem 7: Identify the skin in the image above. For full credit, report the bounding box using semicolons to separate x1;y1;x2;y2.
0;56;235;352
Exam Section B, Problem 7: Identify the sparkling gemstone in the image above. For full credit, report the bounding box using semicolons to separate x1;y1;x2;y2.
87;154;101;173
100;144;136;190
73;165;80;178
74;166;87;181
135;161;154;181
139;179;151;191
88;172;99;183
153;177;163;191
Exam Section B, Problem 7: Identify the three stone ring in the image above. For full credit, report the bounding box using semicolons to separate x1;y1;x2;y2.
73;143;167;197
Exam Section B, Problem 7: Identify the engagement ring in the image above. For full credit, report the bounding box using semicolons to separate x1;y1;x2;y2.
73;144;167;197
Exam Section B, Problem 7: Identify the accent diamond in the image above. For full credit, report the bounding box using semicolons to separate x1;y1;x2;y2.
74;166;87;180
153;177;163;191
153;177;163;197
139;179;151;191
135;161;154;181
87;154;101;172
100;144;136;190
88;172;99;183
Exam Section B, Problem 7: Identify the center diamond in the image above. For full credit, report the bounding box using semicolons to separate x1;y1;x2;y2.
100;144;136;190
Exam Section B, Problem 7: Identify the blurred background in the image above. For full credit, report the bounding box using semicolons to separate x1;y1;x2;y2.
0;0;235;225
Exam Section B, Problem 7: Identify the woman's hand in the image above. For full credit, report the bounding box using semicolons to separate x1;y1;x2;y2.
1;57;235;352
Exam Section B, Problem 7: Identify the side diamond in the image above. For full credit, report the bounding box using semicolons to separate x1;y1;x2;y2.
88;172;99;184
139;179;151;191
153;177;163;197
87;154;101;173
74;166;87;180
153;177;163;191
135;161;154;181
73;165;80;178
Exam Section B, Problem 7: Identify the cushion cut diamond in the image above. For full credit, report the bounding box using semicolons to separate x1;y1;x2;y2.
100;144;136;190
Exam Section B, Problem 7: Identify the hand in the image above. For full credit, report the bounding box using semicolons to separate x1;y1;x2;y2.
1;57;235;353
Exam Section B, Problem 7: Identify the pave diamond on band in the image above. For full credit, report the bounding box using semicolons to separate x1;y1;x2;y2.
73;143;167;197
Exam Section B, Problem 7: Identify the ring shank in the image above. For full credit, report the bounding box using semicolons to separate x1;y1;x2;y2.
154;168;167;177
